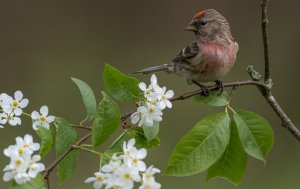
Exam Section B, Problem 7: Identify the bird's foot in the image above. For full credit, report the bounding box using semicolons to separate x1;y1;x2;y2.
215;80;224;94
192;80;210;96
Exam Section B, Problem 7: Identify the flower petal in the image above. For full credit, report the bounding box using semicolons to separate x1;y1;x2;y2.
14;91;23;101
165;90;174;98
19;99;29;108
85;177;96;183
139;82;147;91
46;116;55;123
150;74;157;86
40;106;48;116
31;111;40;119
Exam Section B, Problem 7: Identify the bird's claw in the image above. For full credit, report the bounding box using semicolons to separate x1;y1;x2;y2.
192;80;210;96
215;80;224;95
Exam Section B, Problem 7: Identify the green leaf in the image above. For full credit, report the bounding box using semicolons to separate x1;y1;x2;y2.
207;120;247;185
101;127;160;165
57;150;80;183
143;122;160;141
92;91;121;148
164;112;231;176
36;126;54;158
9;174;46;189
194;90;228;106
71;77;97;122
55;117;80;183
233;110;274;162
103;64;140;102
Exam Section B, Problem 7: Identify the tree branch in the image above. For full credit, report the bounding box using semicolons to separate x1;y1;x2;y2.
258;0;300;141
265;94;300;140
261;0;270;81
171;80;266;101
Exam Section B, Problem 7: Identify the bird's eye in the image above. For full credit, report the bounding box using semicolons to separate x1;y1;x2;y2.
200;21;207;26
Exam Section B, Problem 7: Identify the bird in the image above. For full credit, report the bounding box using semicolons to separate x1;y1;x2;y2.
131;9;239;95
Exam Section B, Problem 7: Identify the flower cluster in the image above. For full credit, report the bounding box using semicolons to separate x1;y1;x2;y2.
0;91;29;128
131;74;174;127
85;138;161;189
0;91;55;130
3;134;45;184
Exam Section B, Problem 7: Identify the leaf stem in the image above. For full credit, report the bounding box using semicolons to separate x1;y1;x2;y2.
72;145;103;157
22;112;32;117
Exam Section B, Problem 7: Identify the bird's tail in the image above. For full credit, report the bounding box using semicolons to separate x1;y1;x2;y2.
130;64;169;75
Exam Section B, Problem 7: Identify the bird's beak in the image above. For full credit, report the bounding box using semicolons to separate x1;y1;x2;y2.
185;21;197;32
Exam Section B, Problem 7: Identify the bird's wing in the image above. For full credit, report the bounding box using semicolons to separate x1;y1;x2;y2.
172;42;200;63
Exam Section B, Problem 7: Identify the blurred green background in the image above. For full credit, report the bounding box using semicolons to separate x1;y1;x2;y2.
1;0;300;188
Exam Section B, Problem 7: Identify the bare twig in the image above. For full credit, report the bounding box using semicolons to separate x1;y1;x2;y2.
258;0;300;141
261;0;270;81
171;80;266;101
265;94;300;140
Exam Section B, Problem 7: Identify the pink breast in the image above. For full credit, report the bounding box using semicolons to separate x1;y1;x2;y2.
198;43;237;81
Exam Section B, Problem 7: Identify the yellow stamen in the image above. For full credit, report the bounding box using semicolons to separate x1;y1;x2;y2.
12;101;19;108
124;173;131;180
39;116;46;122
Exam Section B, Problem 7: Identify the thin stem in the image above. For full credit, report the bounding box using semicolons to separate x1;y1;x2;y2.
72;145;103;156
226;105;236;114
261;0;270;81
228;86;239;104
22;112;32;117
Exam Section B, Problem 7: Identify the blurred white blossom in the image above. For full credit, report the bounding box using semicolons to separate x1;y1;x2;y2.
2;134;45;185
2;91;29;116
0;91;29;128
85;138;161;189
31;105;55;130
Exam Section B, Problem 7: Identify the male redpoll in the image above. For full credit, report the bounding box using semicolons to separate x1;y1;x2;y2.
132;9;239;95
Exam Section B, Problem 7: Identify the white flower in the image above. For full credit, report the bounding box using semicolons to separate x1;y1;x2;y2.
139;74;162;102
114;164;141;188
85;172;106;189
123;138;137;156
131;106;147;127
16;134;40;155
139;82;154;101
31;105;55;130
142;104;163;127
4;134;40;158
102;154;122;173
0;112;21;127
2;91;29;116
131;104;163;127
3;155;30;184
139;166;161;189
157;87;174;109
149;74;162;94
28;155;45;178
125;147;147;172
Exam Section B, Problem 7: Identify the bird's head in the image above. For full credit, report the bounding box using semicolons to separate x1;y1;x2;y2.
185;9;231;42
